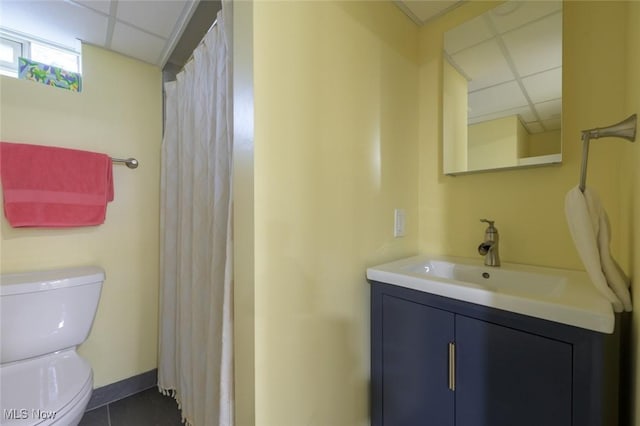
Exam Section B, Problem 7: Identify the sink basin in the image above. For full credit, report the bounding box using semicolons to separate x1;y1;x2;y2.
367;255;613;333
401;258;566;297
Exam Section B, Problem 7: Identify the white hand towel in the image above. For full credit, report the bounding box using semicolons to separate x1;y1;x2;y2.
565;186;632;312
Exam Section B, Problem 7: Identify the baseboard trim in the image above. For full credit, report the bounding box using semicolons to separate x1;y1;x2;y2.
86;369;158;411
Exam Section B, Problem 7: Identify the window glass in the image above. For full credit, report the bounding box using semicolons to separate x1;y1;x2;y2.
31;42;80;73
0;37;25;77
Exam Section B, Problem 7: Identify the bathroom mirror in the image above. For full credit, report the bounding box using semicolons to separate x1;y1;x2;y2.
442;1;562;175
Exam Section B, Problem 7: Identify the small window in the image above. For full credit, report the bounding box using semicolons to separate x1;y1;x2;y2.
0;28;81;88
0;36;27;77
31;42;81;74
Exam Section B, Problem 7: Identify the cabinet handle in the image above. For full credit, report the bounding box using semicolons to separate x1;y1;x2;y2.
448;342;456;391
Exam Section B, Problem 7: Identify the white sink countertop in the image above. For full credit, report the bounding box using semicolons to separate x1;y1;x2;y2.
367;254;614;333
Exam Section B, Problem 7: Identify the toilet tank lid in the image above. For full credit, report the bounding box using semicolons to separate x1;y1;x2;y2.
0;266;105;296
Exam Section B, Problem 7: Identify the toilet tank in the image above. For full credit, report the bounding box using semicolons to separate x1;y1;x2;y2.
0;266;104;364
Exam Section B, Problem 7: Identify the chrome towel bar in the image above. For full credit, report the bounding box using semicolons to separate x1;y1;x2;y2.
111;157;139;169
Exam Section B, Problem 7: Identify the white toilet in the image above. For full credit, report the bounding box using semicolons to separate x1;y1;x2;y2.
0;266;104;426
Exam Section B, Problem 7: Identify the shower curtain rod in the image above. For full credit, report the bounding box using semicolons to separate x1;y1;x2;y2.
185;18;219;66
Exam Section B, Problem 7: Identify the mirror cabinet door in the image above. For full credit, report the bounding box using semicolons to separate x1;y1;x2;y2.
442;1;562;175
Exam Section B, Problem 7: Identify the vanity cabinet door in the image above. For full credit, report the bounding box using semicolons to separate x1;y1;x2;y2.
455;315;573;426
378;294;455;426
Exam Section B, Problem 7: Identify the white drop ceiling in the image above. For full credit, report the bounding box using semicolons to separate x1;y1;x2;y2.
0;0;200;67
399;0;562;135
2;0;562;133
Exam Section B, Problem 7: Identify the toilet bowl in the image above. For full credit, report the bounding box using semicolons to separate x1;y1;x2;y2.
0;267;104;426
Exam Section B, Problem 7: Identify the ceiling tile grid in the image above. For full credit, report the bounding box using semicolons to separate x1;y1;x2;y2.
0;0;199;67
450;38;514;92
2;0;562;133
74;0;112;16
110;20;167;65
522;68;562;104
435;0;563;134
468;81;529;119
443;14;492;54
489;1;561;35
116;0;188;39
501;12;562;77
468;105;535;127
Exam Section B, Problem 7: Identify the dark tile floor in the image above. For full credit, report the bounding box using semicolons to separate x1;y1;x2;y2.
79;388;183;426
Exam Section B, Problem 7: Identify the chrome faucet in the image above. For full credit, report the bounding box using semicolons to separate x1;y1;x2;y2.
478;219;500;267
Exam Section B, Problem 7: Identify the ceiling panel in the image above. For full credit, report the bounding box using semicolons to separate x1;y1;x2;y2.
440;0;562;134
110;21;166;65
535;99;562;121
502;12;562;77
443;15;493;55
522;67;562;104
469;105;535;126
0;0;108;48
117;0;190;39
451;38;514;92
468;81;528;119
74;0;111;15
489;1;562;34
0;0;202;68
402;0;458;20
514;107;537;123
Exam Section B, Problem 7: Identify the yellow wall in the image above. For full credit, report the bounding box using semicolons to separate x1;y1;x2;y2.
0;45;162;387
252;1;419;424
528;129;561;157
233;0;256;424
467;115;522;171
418;1;627;271
241;2;637;425
442;59;468;173
516;116;528;160
421;0;637;422
625;1;640;424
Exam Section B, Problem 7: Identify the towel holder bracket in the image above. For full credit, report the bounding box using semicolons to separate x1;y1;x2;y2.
578;113;636;192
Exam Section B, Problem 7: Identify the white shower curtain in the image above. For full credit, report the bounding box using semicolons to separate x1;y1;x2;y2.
158;6;233;426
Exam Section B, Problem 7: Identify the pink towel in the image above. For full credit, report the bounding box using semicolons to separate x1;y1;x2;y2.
0;142;114;227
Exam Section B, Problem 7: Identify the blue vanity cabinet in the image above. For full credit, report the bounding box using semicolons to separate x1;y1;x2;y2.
370;281;620;426
455;315;572;426
377;294;455;425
